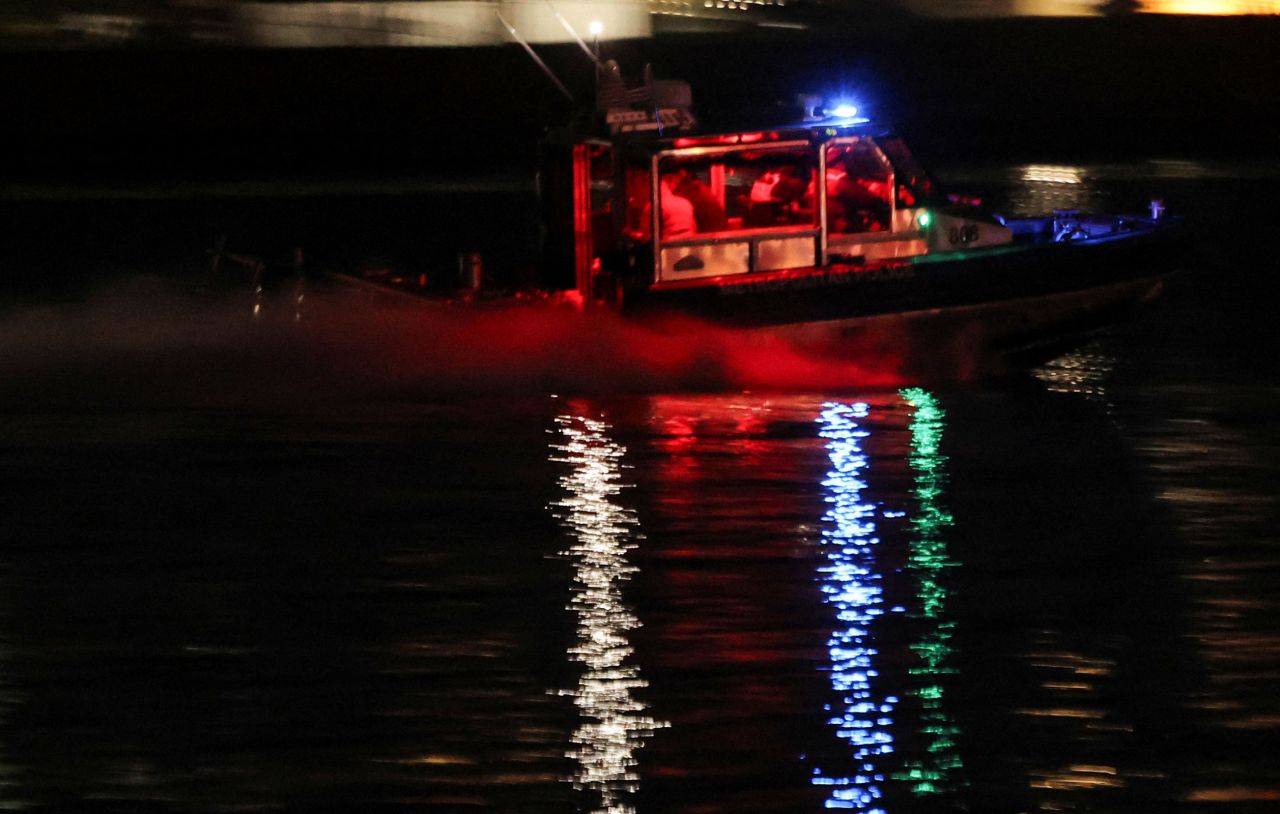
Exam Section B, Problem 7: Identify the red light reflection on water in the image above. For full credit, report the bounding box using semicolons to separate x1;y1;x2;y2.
301;299;911;395
0;280;953;410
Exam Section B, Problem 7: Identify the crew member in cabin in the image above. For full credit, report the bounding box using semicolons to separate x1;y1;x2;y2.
747;165;809;227
675;173;728;233
659;167;698;240
826;145;892;233
749;170;782;207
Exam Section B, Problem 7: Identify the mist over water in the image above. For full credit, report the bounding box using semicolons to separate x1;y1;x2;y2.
0;276;919;411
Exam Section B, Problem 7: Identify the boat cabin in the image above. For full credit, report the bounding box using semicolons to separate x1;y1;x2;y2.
530;71;1178;361
539;103;1010;302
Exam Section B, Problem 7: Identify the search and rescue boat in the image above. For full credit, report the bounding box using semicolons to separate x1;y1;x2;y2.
532;67;1185;366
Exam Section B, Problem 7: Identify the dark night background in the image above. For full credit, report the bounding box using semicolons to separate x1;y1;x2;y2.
4;14;1278;297
3;16;1279;183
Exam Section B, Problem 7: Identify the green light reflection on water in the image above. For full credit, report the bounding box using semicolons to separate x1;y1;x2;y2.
893;388;965;797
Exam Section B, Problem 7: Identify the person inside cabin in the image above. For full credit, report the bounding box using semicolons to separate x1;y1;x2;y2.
747;166;808;227
749;170;781;207
826;160;891;233
774;167;809;217
896;182;917;208
659;167;698;241
675;173;728;233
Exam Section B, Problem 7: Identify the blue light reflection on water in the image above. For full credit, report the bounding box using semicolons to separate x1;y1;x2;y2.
812;402;896;812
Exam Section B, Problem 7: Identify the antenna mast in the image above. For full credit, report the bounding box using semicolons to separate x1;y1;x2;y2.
496;10;575;104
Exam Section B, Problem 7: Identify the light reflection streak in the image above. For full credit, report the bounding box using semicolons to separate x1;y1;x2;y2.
1020;165;1084;185
812;402;895;812
1129;387;1280;799
550;409;664;814
1019;630;1135;808
0;649;16;810
1032;346;1116;404
1141;0;1280;12
894;389;964;796
1006;164;1103;218
0;570;18;809
57;13;144;40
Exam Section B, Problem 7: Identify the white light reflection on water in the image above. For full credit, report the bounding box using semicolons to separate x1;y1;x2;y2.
812;402;896;812
1032;345;1116;404
1006;164;1106;217
550;408;665;814
0;625;17;810
1125;390;1280;803
1020;164;1084;185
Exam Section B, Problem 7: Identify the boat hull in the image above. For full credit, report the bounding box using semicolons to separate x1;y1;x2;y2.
624;220;1184;370
768;273;1167;376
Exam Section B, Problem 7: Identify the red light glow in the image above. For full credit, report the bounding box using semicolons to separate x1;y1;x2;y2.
0;276;1004;412
672;131;780;149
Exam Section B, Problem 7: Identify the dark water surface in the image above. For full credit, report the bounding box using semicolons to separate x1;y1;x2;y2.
1;161;1277;812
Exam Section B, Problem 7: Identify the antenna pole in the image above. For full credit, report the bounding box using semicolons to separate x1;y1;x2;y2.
544;0;601;68
496;10;576;104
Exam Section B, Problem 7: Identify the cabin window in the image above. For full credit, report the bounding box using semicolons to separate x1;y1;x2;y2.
877;137;938;208
824;139;894;235
656;146;817;243
584;143;616;255
624;163;652;243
